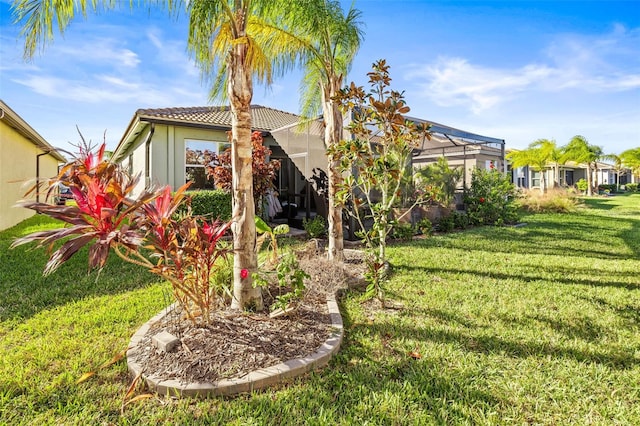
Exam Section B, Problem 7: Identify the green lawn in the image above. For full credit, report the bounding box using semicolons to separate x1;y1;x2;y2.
1;194;639;425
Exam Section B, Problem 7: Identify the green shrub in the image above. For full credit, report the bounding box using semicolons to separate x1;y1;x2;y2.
391;222;415;241
576;179;588;193
464;168;519;226
517;189;581;213
598;184;617;193
177;190;232;221
302;216;327;238
451;211;470;229
416;217;432;236
436;214;455;233
625;183;638;192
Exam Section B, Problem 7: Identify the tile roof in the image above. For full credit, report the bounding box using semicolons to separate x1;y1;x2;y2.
135;105;300;132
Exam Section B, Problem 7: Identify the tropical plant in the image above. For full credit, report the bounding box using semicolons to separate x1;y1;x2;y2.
415;156;463;207
330;60;430;303
11;140;232;325
464;167;519;226
561;135;603;196
255;217;289;265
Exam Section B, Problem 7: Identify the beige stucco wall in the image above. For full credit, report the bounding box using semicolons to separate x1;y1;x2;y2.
0;123;60;231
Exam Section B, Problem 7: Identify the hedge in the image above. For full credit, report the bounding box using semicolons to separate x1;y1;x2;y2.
176;189;232;221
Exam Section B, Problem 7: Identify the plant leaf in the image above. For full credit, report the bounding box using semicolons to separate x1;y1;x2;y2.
76;371;96;384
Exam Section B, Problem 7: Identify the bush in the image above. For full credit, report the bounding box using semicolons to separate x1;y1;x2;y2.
436;214;455;233
177;190;232;221
416;217;432;236
625;183;638;192
576;179;588;193
391;222;415;241
598;184;617;194
517;188;581;213
451;211;470;229
302;216;327;238
464;168;519;226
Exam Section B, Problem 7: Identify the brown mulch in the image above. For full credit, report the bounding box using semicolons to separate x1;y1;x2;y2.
129;242;366;385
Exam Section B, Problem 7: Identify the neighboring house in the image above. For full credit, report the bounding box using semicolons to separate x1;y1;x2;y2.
0;100;66;231
113;105;505;221
508;155;631;191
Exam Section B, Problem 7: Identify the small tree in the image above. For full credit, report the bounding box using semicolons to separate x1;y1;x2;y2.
329;60;429;303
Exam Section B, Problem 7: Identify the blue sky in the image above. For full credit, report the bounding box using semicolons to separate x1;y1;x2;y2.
1;0;638;156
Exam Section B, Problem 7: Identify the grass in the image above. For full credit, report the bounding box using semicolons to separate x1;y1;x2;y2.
1;194;639;425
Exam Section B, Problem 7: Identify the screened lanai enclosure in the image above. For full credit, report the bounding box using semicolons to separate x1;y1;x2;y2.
268;116;505;229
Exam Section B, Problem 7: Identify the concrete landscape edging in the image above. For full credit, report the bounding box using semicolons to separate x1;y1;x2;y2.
126;294;344;397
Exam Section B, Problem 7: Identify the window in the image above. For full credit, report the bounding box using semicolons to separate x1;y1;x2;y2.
531;171;541;187
185;139;230;190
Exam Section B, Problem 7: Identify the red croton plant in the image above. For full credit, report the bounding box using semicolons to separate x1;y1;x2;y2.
12;140;232;325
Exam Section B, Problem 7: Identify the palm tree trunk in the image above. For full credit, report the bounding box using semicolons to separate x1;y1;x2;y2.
586;164;593;196
323;75;345;261
228;35;262;311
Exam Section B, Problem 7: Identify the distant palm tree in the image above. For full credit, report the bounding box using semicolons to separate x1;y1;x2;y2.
506;139;554;194
562;136;603;196
621;148;640;183
12;0;317;310
279;0;364;261
537;139;565;188
602;153;624;191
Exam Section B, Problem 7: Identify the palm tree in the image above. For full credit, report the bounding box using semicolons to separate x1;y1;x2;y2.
536;139;564;188
620;148;640;184
12;0;309;310
602;153;624;191
562;136;603;196
275;0;364;261
506;140;553;194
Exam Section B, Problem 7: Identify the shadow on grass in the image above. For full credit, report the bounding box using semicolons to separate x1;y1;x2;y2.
234;305;504;425
0;217;161;322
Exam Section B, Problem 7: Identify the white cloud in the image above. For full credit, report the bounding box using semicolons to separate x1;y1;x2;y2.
53;38;140;68
407;57;555;113
406;26;640;114
146;27;200;78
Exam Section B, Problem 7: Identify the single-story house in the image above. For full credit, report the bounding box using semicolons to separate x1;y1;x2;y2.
112;105;505;222
508;155;632;191
0;100;66;231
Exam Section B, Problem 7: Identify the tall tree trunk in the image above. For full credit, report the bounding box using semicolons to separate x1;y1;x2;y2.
323;75;345;261
586;164;593;196
540;169;546;194
228;32;262;311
